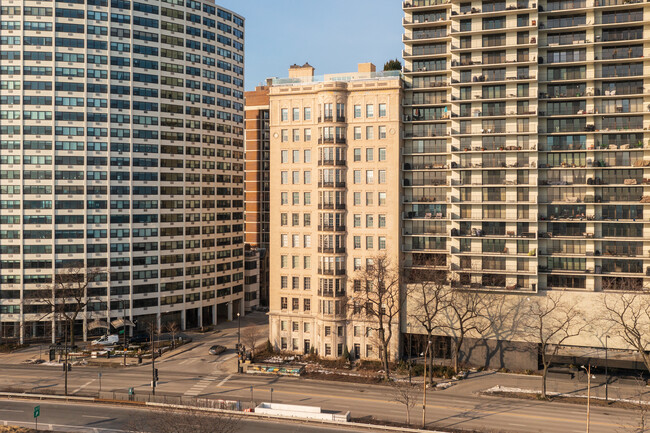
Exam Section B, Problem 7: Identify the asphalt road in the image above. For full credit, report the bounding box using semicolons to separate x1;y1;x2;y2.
0;363;641;433
0;314;643;433
0;400;387;433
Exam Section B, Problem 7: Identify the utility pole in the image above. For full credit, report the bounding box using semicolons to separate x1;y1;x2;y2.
422;339;431;429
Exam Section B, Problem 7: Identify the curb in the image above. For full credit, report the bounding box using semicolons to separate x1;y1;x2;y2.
0;392;448;433
0;392;94;402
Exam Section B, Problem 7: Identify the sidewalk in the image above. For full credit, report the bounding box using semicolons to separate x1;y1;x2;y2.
432;369;650;404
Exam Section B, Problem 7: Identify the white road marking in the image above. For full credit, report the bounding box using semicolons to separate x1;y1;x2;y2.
0;410;23;413
217;353;236;362
82;415;110;420
217;374;233;387
72;379;96;395
184;375;220;396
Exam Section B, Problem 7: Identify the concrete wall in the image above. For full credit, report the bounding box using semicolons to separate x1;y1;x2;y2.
460;337;538;372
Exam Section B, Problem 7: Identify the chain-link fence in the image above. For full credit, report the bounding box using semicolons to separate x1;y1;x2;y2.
97;390;241;410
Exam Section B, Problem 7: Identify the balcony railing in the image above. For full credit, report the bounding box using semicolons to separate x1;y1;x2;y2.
403;0;451;8
595;0;642;5
318;159;347;166
318;268;347;276
318;247;346;254
318;181;346;188
317;225;346;232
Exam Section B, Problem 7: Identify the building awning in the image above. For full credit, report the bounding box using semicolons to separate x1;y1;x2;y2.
87;319;109;330
111;318;135;329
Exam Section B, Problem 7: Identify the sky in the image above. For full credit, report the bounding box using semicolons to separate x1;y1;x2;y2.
215;0;405;91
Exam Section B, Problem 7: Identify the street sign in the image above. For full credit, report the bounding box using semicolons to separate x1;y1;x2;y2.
34;405;40;430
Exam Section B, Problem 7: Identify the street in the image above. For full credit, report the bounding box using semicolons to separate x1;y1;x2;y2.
0;400;388;433
0;314;644;433
0;362;641;433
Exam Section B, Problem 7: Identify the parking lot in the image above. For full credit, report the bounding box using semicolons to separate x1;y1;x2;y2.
0;310;269;376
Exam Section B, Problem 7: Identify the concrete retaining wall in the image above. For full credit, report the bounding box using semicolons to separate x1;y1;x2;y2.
254;402;350;422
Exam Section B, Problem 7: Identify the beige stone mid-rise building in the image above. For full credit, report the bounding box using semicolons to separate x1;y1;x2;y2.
268;64;402;359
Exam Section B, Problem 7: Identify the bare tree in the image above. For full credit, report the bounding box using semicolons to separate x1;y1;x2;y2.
602;292;650;374
406;259;448;384
127;408;240;433
523;293;587;399
631;376;650;433
166;321;180;349
389;381;418;426
242;327;264;357
349;253;402;380
31;262;103;347
443;289;490;374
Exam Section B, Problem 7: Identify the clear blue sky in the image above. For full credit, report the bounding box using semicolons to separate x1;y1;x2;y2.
216;0;404;91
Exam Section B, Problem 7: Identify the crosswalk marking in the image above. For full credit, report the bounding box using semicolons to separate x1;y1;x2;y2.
184;376;218;396
216;374;232;387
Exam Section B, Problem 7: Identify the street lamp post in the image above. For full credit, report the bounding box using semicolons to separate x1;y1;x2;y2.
237;312;241;373
422;339;431;429
407;323;412;384
605;335;609;402
581;364;591;433
122;300;127;366
64;318;69;396
151;321;156;395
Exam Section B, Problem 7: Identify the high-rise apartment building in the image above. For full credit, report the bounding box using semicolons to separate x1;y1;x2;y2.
0;1;245;343
403;0;650;367
244;85;270;306
268;64;402;359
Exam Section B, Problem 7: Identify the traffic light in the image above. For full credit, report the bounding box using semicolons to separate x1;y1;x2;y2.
154;368;159;381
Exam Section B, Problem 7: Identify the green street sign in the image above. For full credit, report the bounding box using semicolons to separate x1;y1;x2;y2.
34;406;40;418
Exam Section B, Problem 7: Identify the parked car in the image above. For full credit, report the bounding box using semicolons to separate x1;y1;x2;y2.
91;335;119;346
129;333;150;344
209;344;226;355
